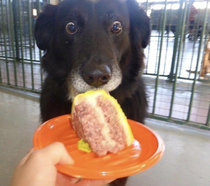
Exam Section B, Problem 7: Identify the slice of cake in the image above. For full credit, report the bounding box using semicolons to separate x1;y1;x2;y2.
71;90;134;156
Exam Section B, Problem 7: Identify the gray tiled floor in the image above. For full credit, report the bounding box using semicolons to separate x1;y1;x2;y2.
144;76;210;124
1;87;210;186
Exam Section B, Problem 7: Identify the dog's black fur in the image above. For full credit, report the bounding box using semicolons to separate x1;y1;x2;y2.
35;0;150;185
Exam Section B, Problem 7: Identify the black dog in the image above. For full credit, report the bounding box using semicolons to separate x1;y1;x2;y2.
35;0;150;185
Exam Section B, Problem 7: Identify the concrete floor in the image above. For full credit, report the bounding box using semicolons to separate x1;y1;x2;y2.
0;87;210;186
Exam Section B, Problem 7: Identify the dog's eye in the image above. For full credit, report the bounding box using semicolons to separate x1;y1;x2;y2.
66;22;78;34
111;21;122;33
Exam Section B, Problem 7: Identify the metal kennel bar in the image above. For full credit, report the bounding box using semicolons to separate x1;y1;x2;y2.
0;0;209;128
207;105;210;126
187;0;209;123
17;0;26;88
168;0;188;119
0;0;10;85
152;0;168;115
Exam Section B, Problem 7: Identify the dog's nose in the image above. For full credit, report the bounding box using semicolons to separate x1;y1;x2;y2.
82;65;111;87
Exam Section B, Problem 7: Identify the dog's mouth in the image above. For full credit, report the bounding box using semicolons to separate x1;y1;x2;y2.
68;86;111;101
68;66;122;100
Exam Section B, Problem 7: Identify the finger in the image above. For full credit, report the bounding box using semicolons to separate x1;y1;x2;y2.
75;179;115;186
29;142;74;166
18;148;35;167
56;172;81;185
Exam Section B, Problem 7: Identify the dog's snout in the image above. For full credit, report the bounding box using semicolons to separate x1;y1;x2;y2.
82;65;111;88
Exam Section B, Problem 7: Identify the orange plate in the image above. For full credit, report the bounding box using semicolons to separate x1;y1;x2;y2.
33;114;165;179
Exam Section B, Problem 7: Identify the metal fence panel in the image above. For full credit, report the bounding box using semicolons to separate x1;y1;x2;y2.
0;0;209;127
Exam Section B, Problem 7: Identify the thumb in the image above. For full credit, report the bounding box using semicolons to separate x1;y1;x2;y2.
36;142;74;165
75;179;115;186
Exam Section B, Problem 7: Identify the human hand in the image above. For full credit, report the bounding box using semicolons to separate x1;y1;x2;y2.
11;142;114;186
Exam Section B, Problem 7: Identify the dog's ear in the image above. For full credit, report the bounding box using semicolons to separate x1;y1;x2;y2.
126;0;150;48
34;4;57;50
